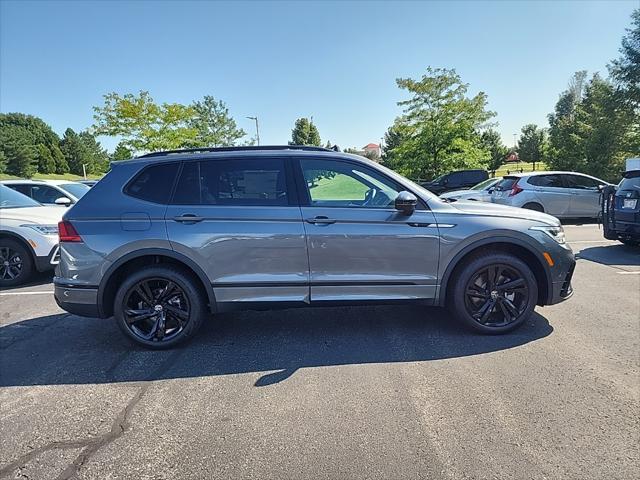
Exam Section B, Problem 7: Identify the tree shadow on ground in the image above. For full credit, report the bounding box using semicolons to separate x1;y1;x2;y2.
0;305;553;388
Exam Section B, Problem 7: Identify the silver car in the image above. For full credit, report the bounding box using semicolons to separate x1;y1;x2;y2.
440;177;502;203
54;146;575;348
491;171;610;218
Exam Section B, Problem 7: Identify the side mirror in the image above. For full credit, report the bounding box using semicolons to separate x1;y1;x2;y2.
54;197;72;206
395;191;417;215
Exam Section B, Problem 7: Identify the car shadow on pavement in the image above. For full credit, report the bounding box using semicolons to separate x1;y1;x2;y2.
576;244;640;267
0;305;553;388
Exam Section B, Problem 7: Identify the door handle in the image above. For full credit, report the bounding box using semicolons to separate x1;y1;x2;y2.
173;214;204;223
306;216;336;225
407;222;435;228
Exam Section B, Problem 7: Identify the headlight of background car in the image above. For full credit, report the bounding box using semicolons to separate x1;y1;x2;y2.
530;225;566;244
20;224;59;235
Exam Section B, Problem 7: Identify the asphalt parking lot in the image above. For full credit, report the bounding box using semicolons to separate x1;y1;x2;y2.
0;223;638;480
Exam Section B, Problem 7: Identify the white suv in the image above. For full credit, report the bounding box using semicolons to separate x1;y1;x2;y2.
491;171;610;218
1;179;90;206
0;185;62;286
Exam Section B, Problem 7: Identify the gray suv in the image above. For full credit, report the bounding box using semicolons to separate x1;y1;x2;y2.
54;146;575;348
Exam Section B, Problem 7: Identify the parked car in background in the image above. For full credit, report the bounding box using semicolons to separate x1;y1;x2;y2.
491;171;611;218
54;146;574;349
420;169;489;195
440;177;502;202
602;159;640;246
1;179;90;206
0;185;61;286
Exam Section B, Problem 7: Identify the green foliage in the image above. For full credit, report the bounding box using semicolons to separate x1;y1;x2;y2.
384;67;495;180
290;118;321;146
92;91;197;153
548;73;635;182
188;96;246;147
517;124;547;169
0;113;66;176
111;142;133;161
60;128;89;176
479;129;508;172
0;151;6;174
51;145;68;174
609;9;640;108
36;144;56;174
80;131;109;173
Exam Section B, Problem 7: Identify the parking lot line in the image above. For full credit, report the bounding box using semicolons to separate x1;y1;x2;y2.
616;271;640;275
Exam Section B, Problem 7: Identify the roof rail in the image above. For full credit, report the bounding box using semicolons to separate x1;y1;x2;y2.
136;145;340;159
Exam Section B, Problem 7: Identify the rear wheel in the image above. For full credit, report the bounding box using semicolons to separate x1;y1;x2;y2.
0;239;34;288
449;253;538;334
114;265;208;349
522;202;544;212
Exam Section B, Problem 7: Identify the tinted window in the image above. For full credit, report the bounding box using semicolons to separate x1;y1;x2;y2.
301;158;401;208
172;158;289;206
8;185;31;196
618;172;640;193
60;182;90;198
0;185;40;208
126;162;179;204
463;170;486;183
447;172;464;185
564;175;600;189
527;175;564;188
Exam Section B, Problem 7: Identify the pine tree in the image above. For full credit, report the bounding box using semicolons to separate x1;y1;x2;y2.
36;144;56;174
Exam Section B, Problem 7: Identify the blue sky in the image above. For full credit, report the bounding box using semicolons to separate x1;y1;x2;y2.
0;0;636;152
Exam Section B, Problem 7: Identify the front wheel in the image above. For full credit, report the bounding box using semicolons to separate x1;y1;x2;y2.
448;253;538;334
114;265;208;349
0;239;34;288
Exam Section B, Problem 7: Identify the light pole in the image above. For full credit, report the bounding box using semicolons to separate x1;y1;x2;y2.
247;116;260;146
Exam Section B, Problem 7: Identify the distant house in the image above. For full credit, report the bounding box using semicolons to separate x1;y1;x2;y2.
363;143;381;158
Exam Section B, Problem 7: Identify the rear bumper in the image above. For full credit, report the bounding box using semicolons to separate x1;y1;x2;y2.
53;280;100;317
611;220;640;241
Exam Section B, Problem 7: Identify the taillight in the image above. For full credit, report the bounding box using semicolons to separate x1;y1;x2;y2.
509;180;523;196
58;221;82;242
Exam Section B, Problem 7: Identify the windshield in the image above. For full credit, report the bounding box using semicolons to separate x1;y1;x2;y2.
0;185;41;208
432;174;445;183
60;182;90;199
471;178;500;191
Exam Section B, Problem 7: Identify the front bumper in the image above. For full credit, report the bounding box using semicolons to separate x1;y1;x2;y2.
53;280;100;317
544;245;576;305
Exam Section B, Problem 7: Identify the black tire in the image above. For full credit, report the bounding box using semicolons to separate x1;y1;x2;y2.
448;252;538;334
522;202;544;212
0;238;34;288
114;265;208;349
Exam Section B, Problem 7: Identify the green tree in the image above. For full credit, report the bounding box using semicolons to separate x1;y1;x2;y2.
386;67;495;180
610;9;640;108
79;131;109;174
36;144;56;174
517;124;547;171
188;96;246;147
3;131;37;177
60;128;90;176
111;141;133;161
92;91;197;154
290;118;321;146
0;151;6;174
548;73;635;181
51;144;68;174
479;129;508;172
0;113;64;174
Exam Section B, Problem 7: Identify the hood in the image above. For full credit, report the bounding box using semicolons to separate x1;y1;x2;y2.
450;200;560;226
0;206;64;225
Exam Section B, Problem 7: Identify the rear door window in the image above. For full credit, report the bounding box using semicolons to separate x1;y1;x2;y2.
171;158;290;206
31;185;66;204
527;175;564;188
495;177;519;191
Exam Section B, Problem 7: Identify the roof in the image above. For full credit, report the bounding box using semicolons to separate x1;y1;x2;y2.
363;143;380;149
0;179;78;185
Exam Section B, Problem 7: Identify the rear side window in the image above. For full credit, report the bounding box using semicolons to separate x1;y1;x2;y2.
125;162;179;204
527;175;564;188
171;158;289;206
495;177;519;191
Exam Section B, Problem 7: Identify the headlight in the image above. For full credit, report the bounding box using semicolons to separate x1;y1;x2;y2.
20;224;59;235
530;225;566;244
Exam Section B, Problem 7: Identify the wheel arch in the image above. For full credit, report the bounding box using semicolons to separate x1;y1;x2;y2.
0;231;37;263
98;248;216;318
438;236;552;307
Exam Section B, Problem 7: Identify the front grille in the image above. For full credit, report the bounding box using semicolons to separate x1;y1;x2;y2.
560;263;575;298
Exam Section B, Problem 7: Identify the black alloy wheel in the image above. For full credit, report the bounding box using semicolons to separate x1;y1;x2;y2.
0;246;24;282
0;239;34;287
114;265;208;348
464;264;529;327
